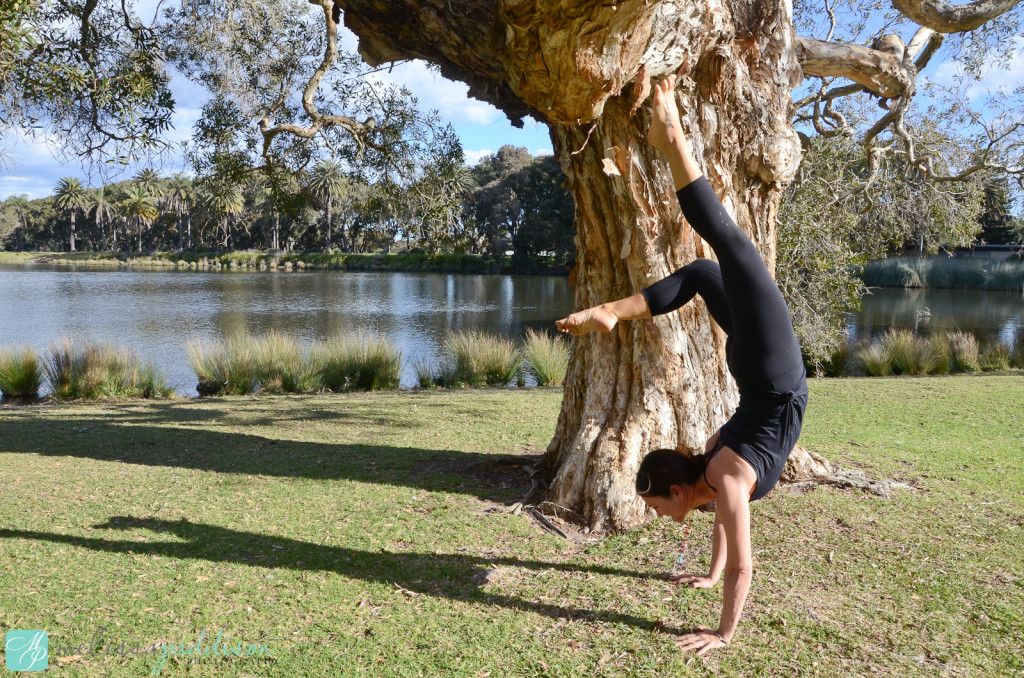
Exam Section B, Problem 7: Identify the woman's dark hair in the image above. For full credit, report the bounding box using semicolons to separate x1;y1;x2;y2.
635;448;708;498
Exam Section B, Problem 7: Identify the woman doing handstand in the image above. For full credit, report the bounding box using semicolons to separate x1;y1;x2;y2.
556;75;808;656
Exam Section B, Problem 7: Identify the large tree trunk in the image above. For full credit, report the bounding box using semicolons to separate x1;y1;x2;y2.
338;0;825;531
69;210;76;252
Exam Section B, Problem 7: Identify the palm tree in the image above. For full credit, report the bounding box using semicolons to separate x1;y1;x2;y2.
88;186;115;251
256;187;281;251
308;159;348;252
203;181;245;249
120;186;159;253
53;177;89;252
133;169;164;199
164;174;194;252
132;169;165;249
5;195;29;251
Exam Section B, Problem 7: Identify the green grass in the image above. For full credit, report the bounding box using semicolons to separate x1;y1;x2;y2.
0;379;1022;675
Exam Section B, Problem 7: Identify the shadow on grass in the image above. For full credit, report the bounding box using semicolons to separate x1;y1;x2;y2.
0;517;684;636
0;401;543;503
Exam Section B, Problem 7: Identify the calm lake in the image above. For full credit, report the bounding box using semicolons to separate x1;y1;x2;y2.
1;264;1021;395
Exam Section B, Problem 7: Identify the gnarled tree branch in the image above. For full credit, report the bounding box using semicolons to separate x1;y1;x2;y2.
891;0;1023;33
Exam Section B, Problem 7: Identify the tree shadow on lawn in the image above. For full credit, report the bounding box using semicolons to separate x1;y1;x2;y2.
0;516;687;636
0;403;542;503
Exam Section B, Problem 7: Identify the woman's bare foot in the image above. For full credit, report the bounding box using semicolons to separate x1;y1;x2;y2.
555;305;619;335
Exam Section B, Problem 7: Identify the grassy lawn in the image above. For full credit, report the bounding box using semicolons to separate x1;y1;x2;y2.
0;377;1021;676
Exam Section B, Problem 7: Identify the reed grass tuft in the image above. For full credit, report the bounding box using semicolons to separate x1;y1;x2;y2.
855;342;891;377
522;328;569;386
44;337;169;399
313;333;402;392
0;346;42;402
946;331;981;373
442;330;520;387
979;341;1012;372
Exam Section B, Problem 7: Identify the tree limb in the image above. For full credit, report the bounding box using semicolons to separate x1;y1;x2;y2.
891;0;1023;33
796;36;913;99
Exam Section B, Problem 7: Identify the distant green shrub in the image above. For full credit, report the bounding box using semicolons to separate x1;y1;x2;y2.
0;346;42;402
522;328;569;386
863;256;1024;291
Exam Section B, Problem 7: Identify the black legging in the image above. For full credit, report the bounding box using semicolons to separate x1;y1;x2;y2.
641;176;805;396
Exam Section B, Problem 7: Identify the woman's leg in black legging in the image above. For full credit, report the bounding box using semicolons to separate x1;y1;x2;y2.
675;177;804;390
640;258;733;335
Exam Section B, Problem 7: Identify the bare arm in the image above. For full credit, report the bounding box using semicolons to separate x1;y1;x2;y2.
676;464;754;655
669;506;725;589
715;475;753;643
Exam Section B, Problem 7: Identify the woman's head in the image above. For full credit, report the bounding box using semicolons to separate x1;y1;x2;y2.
635;448;707;498
636;448;708;522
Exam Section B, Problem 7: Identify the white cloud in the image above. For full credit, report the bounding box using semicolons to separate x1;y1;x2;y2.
366;60;502;126
533;147;553;157
463;149;494;166
925;38;1024;103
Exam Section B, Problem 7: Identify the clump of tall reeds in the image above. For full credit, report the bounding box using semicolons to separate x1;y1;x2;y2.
187;335;260;395
926;334;951;375
979;341;1013;372
425;330;520;387
0;346;42;402
44;337;169;399
255;331;320;393
522;328;569;386
1012;332;1024;369
882;329;923;375
313;333;402;392
946;331;980;373
855;342;891;377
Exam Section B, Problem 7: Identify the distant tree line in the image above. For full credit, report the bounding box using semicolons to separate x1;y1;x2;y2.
0;145;575;266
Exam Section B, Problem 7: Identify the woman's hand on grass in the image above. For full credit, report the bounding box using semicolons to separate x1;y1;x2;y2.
669;572;719;589
677;626;729;656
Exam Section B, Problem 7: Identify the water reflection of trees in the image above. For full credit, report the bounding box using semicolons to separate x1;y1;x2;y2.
846;288;1022;345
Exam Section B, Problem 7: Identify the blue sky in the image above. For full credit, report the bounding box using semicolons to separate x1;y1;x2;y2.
2;13;1020;202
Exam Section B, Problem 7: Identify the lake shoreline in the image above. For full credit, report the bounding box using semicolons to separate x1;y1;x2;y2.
0;250;572;276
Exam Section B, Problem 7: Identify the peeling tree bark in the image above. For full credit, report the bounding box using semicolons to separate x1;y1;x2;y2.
334;0;832;530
